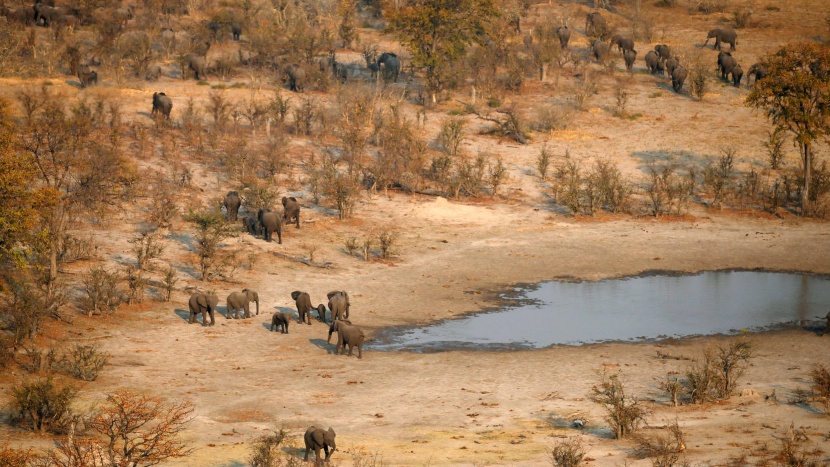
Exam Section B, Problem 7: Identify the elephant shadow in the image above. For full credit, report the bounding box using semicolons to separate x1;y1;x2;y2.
65;79;86;89
655;81;695;100
309;338;335;354
173;309;190;322
136;111;153;119
218;462;246;467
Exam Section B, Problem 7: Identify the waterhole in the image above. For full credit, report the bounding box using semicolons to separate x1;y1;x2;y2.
370;271;830;351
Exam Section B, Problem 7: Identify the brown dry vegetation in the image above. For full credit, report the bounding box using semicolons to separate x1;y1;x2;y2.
1;0;830;466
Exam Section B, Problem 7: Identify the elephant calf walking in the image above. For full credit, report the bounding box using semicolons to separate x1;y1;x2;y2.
226;289;259;319
270;312;289;333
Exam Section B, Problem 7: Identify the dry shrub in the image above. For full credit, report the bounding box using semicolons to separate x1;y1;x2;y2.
537;144;552;180
702;147;737;208
549;437;586;466
59;344;109;382
589;369;647;439
11;378;77;433
809;363;830;414
248;427;287;467
79;267;122;316
437;117;467;156
683;337;753;404
696;0;728;14
378;230;398;259
771;423;821;466
533;104;573;132
643;159;695;217
0;444;40;466
685;49;709;101
732;6;753;28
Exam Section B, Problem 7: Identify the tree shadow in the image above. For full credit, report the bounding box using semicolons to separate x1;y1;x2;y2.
309;338;334;354
630;150;704;172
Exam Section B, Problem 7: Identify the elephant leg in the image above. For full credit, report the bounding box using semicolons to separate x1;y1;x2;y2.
304;447;310;461
208;310;215;326
189;312;195;324
243;304;250;319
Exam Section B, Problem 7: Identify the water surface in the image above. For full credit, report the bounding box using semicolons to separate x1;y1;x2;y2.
370;271;830;351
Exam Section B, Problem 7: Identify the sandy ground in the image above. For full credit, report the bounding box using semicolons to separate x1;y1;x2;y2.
2;0;830;465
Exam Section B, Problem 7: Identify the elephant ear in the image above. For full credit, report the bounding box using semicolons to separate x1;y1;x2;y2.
291;291;301;300
208;295;219;308
312;428;325;446
247;290;258;301
326;427;336;444
197;294;208;308
327;291;337;300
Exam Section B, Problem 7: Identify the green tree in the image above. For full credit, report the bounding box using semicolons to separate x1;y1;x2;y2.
387;0;499;105
746;42;830;216
0;98;39;266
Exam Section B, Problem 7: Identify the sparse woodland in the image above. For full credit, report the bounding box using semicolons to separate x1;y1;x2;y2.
1;0;830;465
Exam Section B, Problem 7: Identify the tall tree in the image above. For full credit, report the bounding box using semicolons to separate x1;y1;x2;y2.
387;0;499;104
746;42;830;215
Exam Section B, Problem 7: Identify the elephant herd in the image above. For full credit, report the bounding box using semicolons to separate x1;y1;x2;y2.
581;10;769;93
222;191;302;245
187;288;365;359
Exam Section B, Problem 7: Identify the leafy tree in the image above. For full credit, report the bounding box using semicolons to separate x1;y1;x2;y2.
387;0;499;104
0;98;40;266
746;42;830;216
186;208;235;280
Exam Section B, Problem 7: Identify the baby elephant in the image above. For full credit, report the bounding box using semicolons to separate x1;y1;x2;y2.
304;426;336;466
291;291;314;325
270;312;289;333
282;196;300;229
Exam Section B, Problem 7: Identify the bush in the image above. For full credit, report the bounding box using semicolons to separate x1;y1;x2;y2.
378;231;398;260
549;437;586;466
533;104;573;132
683;337;753;404
809;364;830;414
60;344;109;381
437;118;467;156
0;444;40;466
248;428;287;467
11;378;76;433
696;0;727;14
79;267;122;316
589;369;647;439
702;147;737;208
732;7;753;28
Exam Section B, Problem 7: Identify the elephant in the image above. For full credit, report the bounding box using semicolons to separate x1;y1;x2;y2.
730;64;743;87
612;35;634;54
304;426;336;466
327;291;350;321
231;23;242;41
671;66;687;93
34;4;61;27
820;310;830;336
187;54;207;80
665;57;680;78
78;65;98;88
645;50;664;75
257;209;282;244
585;11;606;37
554;25;570;49
327;319;351;343
188;293;219;326
747;63;766;84
8;7;35;25
718;51;737;80
592;39;609;62
654;44;672;61
242;215;261;236
223;191;241;222
146;64;162;81
704;28;737;51
623;49;637;71
151;92;172;119
284;63;305;92
270;312;289;333
226;289;259;319
282;196;300;229
291;291;314;325
367;62;379;79
330;320;365;358
377;52;400;82
316;304;327;322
